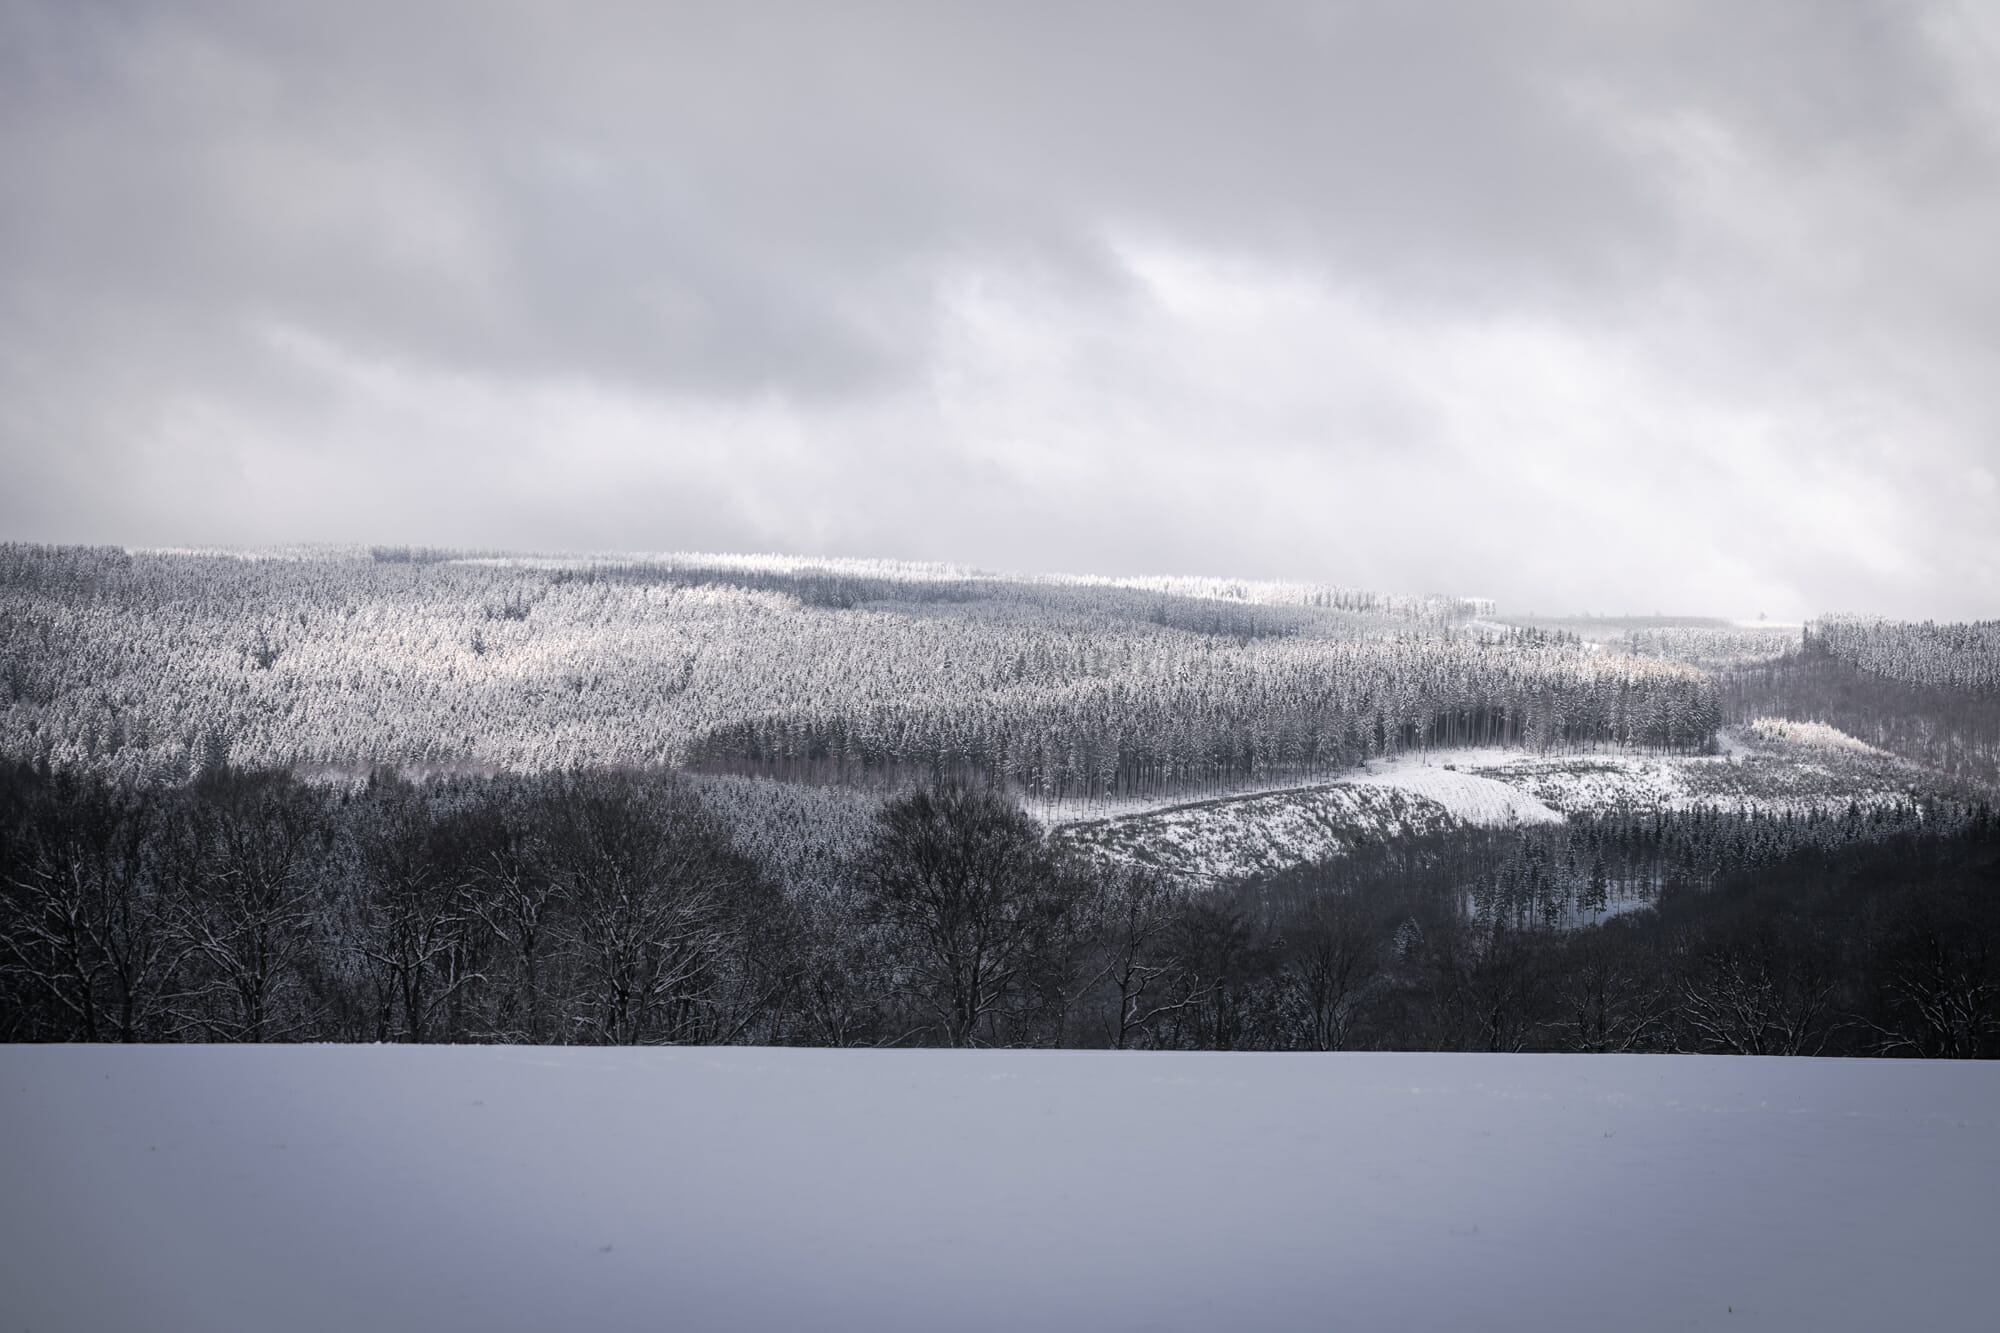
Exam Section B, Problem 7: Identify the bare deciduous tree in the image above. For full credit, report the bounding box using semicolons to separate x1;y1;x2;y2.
161;773;326;1041
1276;891;1376;1051
354;782;481;1043
0;775;173;1041
859;782;1076;1047
545;775;755;1045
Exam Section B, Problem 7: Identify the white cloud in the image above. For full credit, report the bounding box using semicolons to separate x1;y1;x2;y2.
4;1;1997;617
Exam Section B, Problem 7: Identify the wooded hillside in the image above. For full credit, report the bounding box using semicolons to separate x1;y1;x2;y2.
1;545;1720;797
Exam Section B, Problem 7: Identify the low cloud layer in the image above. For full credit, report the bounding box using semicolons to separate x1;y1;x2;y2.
4;1;1997;617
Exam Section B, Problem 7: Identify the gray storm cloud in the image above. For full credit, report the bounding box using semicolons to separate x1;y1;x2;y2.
2;0;1997;617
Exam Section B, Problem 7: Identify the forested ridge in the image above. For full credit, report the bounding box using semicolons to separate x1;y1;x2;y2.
1807;615;2000;693
1723;615;2000;788
1;544;1717;798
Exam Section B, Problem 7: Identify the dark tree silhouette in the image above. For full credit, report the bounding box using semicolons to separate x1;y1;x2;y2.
859;782;1078;1047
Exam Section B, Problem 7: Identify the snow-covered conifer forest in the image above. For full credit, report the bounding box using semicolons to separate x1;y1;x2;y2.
1;544;1716;792
2;542;1996;1055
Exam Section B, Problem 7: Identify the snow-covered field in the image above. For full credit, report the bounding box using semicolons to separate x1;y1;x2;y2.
1;1046;1992;1332
1057;724;1962;880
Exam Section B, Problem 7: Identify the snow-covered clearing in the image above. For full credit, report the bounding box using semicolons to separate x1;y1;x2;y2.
1;1046;1991;1332
1349;755;1565;824
1336;729;1938;821
1744;716;1892;757
1053;761;1569;881
1057;727;1959;880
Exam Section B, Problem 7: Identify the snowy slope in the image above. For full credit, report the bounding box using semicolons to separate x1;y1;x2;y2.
1054;782;1461;881
1057;724;1966;880
1055;755;1568;879
1350;758;1565;824
2;1046;1993;1333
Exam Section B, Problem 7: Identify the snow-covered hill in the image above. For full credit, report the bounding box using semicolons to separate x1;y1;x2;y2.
0;544;1719;793
3;1045;1991;1333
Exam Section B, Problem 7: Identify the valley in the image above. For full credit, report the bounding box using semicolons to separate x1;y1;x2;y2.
3;543;1996;1056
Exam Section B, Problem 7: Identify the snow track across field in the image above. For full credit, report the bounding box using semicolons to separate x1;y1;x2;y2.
3;1046;1992;1333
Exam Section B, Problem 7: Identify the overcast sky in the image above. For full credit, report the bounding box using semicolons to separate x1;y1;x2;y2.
4;1;1998;618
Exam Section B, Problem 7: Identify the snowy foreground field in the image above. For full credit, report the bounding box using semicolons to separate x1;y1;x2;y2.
3;1048;1994;1332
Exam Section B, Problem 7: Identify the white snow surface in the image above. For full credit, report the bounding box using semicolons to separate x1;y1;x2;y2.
1347;754;1565;825
2;1046;1994;1333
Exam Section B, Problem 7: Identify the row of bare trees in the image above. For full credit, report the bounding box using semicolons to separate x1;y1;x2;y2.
4;761;1994;1055
0;765;779;1044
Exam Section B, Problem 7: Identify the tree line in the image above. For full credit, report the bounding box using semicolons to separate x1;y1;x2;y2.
5;760;1990;1056
1806;615;2000;694
686;628;1723;800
